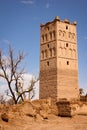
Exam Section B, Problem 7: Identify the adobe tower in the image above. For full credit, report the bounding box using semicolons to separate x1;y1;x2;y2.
39;16;79;102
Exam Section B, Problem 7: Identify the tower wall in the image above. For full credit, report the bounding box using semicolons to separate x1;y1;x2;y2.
39;22;57;102
39;16;79;102
56;19;79;100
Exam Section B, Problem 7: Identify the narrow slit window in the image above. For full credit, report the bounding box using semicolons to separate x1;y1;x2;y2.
47;61;49;66
45;34;48;41
66;43;68;47
45;50;47;58
41;51;44;59
47;44;49;48
67;61;69;65
66;25;68;30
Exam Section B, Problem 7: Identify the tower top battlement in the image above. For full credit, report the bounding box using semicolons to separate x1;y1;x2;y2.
40;16;77;27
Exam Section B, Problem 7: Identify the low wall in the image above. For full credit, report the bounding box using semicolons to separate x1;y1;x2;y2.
56;100;87;117
80;96;87;102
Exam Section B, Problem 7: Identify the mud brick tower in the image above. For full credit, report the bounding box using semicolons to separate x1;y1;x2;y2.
39;16;79;102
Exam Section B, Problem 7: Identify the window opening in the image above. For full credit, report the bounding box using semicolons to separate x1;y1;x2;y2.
50;32;52;40
47;61;49;66
66;25;68;29
66;43;68;47
47;44;49;48
67;61;69;65
45;50;47;58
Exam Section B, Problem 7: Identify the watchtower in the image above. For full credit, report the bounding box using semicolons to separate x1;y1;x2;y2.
39;16;79;102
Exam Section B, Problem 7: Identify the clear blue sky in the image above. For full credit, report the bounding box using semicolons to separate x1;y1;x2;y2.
0;0;87;93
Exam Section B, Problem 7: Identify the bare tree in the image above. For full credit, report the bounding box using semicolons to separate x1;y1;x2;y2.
16;77;38;102
0;45;38;104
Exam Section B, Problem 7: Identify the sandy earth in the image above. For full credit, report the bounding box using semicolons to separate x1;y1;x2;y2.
0;101;87;130
0;113;87;130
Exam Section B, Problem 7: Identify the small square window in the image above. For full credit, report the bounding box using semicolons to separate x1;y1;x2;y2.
66;25;68;29
67;61;69;65
66;43;68;47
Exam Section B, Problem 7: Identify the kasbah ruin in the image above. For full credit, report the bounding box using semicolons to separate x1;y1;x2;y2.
0;16;87;130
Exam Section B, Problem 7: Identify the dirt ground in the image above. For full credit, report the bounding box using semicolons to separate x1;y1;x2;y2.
0;101;87;130
0;114;87;130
